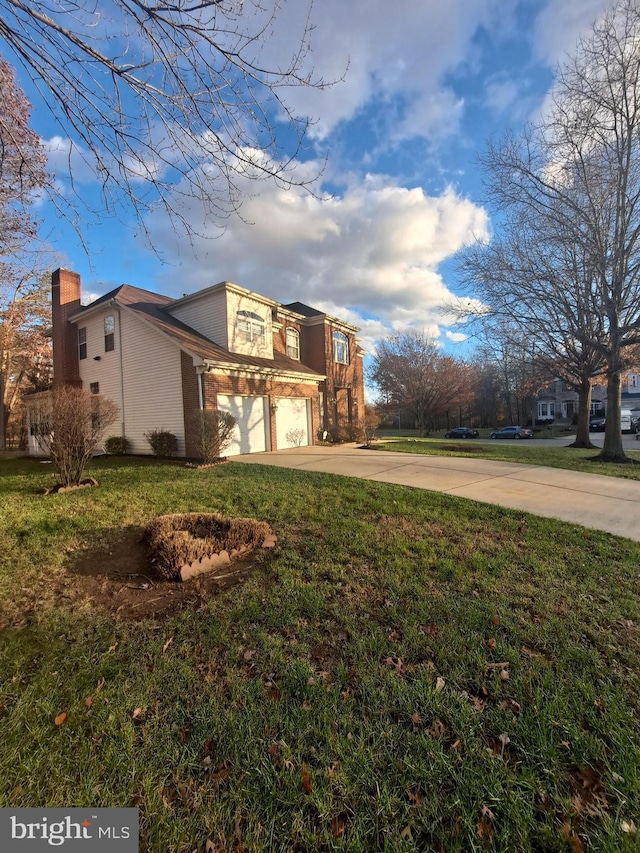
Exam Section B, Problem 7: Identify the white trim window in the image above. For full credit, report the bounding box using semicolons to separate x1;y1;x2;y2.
332;330;349;365
104;315;115;352
286;327;300;360
537;401;555;419
237;310;265;343
78;327;87;360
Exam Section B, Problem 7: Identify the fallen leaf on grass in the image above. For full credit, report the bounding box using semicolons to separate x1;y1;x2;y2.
435;676;446;692
84;697;93;709
621;820;637;835
301;764;312;795
132;707;143;719
267;742;282;770
407;790;424;806
560;822;584;852
428;718;445;740
410;711;421;725
487;638;496;650
54;712;67;726
477;806;494;841
243;649;254;661
162;637;174;653
330;813;347;838
384;656;405;674
500;669;510;681
400;826;412;841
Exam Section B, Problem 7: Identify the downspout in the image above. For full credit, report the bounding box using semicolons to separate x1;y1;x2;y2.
116;306;126;437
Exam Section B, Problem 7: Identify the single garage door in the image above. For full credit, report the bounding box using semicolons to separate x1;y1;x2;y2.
217;395;269;456
275;397;310;449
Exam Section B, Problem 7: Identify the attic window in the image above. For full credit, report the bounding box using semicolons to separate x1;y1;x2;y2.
286;327;300;360
104;315;115;352
236;310;265;343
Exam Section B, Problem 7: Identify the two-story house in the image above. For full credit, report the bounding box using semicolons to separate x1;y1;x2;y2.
27;268;365;457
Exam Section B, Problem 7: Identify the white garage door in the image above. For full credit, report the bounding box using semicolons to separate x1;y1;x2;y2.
275;397;310;449
217;395;268;456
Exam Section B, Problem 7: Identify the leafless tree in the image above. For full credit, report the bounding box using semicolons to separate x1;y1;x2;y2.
465;0;640;462
0;0;334;237
369;331;470;437
458;204;607;448
31;385;119;486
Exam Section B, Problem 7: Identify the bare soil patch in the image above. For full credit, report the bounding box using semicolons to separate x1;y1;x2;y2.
59;526;263;621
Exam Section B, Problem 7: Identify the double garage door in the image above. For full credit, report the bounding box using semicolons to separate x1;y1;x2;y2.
216;395;310;456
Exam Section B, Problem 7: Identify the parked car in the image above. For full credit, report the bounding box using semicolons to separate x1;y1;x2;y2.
589;417;606;432
490;426;533;439
444;427;479;439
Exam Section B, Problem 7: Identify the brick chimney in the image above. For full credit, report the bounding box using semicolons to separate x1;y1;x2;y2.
51;268;82;388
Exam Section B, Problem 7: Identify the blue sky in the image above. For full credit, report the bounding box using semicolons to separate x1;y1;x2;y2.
13;0;610;355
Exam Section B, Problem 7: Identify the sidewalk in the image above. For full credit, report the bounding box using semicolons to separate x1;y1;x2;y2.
235;444;640;542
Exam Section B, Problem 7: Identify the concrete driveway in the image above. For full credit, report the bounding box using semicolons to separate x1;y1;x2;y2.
235;444;640;543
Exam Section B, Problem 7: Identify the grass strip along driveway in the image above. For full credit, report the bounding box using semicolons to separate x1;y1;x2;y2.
373;437;640;480
1;455;639;851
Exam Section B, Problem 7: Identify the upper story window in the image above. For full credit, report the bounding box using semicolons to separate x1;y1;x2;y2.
286;327;300;360
236;310;265;343
332;330;349;365
78;327;87;360
104;315;115;352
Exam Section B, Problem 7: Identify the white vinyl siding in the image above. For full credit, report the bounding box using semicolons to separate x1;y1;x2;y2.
77;310;123;448
168;289;228;347
275;398;309;449
217;395;269;455
119;311;186;455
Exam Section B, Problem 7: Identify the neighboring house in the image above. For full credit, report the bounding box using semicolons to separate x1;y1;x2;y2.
26;268;365;457
535;375;640;424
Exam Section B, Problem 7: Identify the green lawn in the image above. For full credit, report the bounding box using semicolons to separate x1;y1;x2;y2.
1;455;639;852
372;437;640;479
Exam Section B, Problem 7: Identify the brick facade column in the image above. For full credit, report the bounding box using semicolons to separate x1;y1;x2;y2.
51;268;82;388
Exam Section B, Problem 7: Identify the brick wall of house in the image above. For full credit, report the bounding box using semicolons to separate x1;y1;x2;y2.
181;352;201;458
51;268;82;388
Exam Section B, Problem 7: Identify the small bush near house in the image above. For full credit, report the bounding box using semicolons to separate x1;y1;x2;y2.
144;512;271;580
104;435;129;455
360;404;380;447
30;386;119;487
145;429;178;457
187;410;236;463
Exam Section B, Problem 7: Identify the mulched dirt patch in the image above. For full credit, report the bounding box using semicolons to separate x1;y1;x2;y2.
57;526;262;621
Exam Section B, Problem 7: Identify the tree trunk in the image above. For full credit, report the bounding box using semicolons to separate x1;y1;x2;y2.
569;377;596;449
0;372;5;451
599;368;628;462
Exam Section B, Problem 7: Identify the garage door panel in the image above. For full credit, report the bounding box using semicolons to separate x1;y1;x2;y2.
217;395;268;455
276;397;309;449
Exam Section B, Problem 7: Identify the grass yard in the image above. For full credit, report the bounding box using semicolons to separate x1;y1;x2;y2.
372;438;640;480
1;455;639;852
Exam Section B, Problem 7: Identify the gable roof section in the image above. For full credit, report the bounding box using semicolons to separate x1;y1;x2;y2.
72;283;324;381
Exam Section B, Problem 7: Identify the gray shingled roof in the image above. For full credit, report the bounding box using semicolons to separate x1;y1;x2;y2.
79;284;324;379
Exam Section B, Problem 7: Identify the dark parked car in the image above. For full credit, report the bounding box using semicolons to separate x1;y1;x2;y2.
444;427;479;439
490;426;533;440
589;417;606;432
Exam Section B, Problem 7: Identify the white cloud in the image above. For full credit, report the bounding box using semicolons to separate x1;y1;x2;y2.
144;160;489;353
259;0;509;145
532;0;609;66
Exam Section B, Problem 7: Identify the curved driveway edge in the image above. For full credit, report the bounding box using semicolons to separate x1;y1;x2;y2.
234;444;640;543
